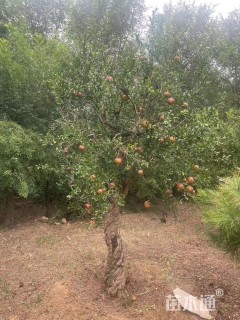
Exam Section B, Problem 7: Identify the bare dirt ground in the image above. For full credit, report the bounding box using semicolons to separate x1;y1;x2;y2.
0;202;239;320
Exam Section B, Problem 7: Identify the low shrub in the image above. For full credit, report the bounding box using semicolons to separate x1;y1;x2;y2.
198;173;240;258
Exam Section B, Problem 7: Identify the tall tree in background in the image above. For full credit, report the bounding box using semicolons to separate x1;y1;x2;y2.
146;1;227;109
0;26;72;131
1;0;68;37
68;0;145;48
0;0;8;38
214;10;240;108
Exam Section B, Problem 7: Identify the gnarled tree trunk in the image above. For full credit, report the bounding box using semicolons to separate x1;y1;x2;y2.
104;197;127;297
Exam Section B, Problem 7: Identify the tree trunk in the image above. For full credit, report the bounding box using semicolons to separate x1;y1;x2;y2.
45;180;50;217
4;191;15;226
104;197;127;298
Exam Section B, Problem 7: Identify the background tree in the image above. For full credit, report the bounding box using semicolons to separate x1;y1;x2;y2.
214;9;240;108
147;1;226;109
1;0;68;37
0;25;71;131
68;0;145;47
0;0;8;38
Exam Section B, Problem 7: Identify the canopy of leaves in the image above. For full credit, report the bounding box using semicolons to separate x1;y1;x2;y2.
0;0;240;223
0;25;71;130
1;0;68;36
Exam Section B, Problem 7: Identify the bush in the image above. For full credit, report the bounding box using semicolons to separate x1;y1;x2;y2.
198;174;240;258
0;121;37;224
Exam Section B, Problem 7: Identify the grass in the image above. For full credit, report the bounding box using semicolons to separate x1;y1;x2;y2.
33;292;42;304
0;277;13;299
198;174;240;258
36;235;58;247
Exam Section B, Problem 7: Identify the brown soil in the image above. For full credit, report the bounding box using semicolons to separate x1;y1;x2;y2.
0;202;239;320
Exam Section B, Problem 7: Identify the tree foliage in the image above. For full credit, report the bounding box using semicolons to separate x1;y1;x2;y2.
0;121;36;197
1;0;68;36
0;25;71;130
0;0;240;227
214;9;240;108
68;0;145;46
147;1;228;109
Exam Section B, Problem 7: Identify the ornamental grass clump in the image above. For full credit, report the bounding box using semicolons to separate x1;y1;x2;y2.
198;174;240;259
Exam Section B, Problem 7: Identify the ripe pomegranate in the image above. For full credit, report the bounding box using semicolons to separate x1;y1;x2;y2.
167;97;175;105
144;200;151;209
163;91;171;98
114;157;122;165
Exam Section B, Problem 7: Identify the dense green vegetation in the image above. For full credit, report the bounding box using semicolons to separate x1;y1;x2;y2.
199;174;240;258
0;0;240;255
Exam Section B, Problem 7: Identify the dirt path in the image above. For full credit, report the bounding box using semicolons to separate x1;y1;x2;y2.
0;203;239;320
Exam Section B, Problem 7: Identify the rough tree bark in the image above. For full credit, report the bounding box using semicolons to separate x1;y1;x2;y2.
104;196;127;298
